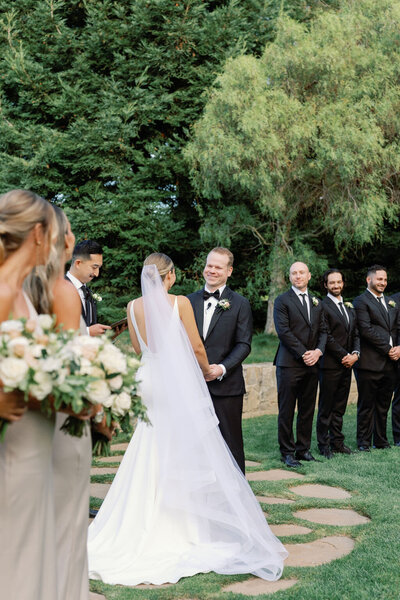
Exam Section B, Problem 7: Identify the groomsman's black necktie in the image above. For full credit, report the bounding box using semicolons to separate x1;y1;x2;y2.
377;296;389;324
299;293;310;322
338;301;349;329
81;285;93;326
203;290;220;301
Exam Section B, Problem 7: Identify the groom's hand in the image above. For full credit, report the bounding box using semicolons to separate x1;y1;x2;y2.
205;364;224;382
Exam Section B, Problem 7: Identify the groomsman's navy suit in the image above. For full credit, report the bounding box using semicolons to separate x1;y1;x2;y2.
353;290;400;448
273;289;327;457
317;297;360;451
188;287;252;473
388;291;400;444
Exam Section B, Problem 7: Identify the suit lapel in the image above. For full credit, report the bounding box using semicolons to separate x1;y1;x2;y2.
364;291;389;328
289;288;311;327
205;287;232;340
325;296;348;329
192;290;205;341
385;296;396;329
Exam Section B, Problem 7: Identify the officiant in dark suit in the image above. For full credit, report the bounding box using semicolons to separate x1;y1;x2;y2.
188;247;252;474
317;269;360;458
66;240;111;336
353;265;400;451
389;290;400;446
273;262;327;468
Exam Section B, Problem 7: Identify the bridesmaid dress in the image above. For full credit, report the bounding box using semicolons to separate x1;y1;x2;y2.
0;292;57;600
52;316;91;600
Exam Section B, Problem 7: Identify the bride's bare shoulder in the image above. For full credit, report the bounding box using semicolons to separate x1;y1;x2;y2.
176;295;193;313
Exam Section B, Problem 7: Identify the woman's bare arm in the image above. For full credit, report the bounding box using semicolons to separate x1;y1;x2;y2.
53;279;81;330
177;296;210;375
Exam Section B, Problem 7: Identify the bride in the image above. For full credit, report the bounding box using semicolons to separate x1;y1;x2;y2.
88;253;287;585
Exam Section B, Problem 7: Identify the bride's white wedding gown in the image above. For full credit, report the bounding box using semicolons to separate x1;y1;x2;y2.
88;266;287;586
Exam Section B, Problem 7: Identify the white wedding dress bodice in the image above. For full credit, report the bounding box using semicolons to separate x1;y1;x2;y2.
88;294;287;586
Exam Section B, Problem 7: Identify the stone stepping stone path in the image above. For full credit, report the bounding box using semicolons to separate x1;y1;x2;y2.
256;495;295;505
91;467;118;476
270;524;312;537
90;483;111;500
294;508;370;526
245;459;262;467
89;593;106;600
110;442;129;453
247;469;305;481
223;578;298;596
290;483;352;500
285;535;355;566
98;454;124;463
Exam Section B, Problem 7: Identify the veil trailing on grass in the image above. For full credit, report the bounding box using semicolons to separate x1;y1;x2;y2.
88;265;287;585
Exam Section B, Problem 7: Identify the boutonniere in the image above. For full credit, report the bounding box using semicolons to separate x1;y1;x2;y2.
311;297;319;306
388;300;396;308
92;293;103;302
217;299;231;311
344;301;354;309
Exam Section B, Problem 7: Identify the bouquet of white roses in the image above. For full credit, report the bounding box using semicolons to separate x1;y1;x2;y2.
0;315;67;440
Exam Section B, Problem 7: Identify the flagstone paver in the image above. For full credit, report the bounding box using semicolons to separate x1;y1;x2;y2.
270;524;312;536
223;578;299;596
294;508;370;526
289;484;352;500
285;535;355;566
245;460;262;467
134;583;173;589
90;483;111;499
98;454;124;464
247;469;305;481
89;592;106;599
91;467;118;476
256;495;295;505
110;442;129;452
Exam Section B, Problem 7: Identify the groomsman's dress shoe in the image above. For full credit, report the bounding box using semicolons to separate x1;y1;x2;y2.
332;445;353;455
358;445;370;452
319;448;334;459
373;444;391;449
295;451;316;462
281;454;302;468
89;508;99;518
395;442;400;447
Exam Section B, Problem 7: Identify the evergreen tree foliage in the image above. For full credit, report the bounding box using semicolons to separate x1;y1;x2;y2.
185;0;400;331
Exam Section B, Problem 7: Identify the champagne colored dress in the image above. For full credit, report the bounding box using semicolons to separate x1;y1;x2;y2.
0;293;57;600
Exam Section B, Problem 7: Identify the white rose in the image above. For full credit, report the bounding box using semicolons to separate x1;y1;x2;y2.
109;375;123;391
37;314;54;331
30;344;46;359
102;394;114;408
98;346;127;375
56;368;68;385
0;357;29;388
127;356;141;369
0;320;24;334
112;391;131;416
29;371;53;401
87;379;112;404
9;337;30;358
80;363;105;379
72;336;102;361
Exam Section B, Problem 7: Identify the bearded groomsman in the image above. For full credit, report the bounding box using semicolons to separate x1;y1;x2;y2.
273;262;327;468
317;269;360;458
390;289;400;447
353;265;400;451
188;247;252;474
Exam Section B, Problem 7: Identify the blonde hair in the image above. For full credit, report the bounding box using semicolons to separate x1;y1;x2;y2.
24;205;68;314
209;247;234;267
0;189;53;266
143;252;174;280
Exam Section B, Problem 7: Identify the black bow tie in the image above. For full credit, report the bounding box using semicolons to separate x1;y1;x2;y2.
203;290;220;301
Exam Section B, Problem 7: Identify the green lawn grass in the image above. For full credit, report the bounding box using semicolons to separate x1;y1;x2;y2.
90;405;400;600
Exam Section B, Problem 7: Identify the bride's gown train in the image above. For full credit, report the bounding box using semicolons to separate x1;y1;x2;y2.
88;266;287;585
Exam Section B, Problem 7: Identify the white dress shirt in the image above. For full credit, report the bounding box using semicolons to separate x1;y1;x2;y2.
327;293;349;323
203;285;226;379
291;286;310;320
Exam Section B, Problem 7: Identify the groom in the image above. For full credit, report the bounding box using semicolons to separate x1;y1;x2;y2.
188;247;252;474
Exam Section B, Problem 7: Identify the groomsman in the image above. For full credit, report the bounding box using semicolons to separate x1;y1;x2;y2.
66;240;111;336
188;247;252;474
353;265;400;451
273;262;327;467
387;289;400;447
317;269;360;458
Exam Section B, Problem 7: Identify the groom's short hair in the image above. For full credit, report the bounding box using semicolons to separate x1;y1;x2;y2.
210;247;234;267
367;264;387;277
72;240;103;263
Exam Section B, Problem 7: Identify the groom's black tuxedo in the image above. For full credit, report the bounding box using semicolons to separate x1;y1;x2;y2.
353;290;400;448
65;273;97;327
317;296;360;451
273;288;327;457
188;287;252;473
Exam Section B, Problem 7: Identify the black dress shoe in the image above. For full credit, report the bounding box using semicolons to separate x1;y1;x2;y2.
358;445;370;452
394;441;400;447
319;448;334;459
89;508;99;518
281;454;302;468
373;444;391;449
332;445;353;455
295;450;316;462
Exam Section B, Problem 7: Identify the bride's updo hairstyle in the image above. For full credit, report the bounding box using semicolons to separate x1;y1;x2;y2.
0;189;53;266
143;252;174;280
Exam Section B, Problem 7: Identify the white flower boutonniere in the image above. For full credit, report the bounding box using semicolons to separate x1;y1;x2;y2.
344;301;354;309
92;293;103;302
311;297;319;306
217;299;231;311
388;300;396;308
